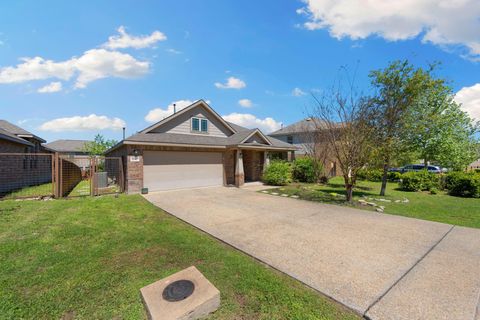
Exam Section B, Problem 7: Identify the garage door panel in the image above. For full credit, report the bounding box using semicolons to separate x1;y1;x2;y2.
143;151;224;191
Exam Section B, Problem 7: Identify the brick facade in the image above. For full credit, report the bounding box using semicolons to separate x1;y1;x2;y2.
0;153;53;196
0;140;26;153
243;150;264;182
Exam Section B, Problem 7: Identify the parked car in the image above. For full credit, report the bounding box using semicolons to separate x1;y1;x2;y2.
388;167;403;172
400;164;442;174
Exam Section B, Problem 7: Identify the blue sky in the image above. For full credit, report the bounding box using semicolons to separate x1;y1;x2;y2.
1;0;479;142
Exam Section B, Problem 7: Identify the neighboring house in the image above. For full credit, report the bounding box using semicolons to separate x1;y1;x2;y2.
44;139;91;156
0;120;47;153
106;100;296;193
0;120;51;196
270;117;340;177
468;159;480;171
44;140;92;174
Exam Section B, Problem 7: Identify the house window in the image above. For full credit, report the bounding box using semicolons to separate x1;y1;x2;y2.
191;117;208;132
201;119;208;132
287;136;293;144
192;117;200;131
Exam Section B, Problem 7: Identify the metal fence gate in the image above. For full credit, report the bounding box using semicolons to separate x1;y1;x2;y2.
0;153;124;200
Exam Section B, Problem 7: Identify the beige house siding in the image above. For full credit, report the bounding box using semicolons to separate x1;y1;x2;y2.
149;105;231;137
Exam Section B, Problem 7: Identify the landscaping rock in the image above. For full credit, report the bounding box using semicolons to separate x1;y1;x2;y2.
394;200;401;203
402;198;410;203
281;194;289;197
271;192;279;195
376;208;384;213
261;190;269;193
366;202;377;207
291;195;299;199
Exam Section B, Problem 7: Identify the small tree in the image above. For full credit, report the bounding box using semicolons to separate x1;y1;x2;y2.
83;134;118;156
310;74;376;202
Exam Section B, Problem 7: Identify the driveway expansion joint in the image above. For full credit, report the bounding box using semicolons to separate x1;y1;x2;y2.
363;224;456;317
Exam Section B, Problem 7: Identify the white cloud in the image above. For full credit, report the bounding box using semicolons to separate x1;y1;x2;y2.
214;76;246;89
298;0;480;60
238;99;253;108
0;49;150;89
0;56;75;84
145;99;194;123
37;81;63;93
455;83;480;121
222;113;282;133
39;114;126;132
103;26;166;50
292;87;307;96
74;49;149;88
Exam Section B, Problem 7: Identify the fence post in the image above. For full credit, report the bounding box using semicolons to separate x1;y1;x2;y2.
90;157;95;197
54;152;60;198
119;157;125;193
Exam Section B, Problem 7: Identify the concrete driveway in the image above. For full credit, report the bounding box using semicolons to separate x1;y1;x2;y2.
144;186;480;320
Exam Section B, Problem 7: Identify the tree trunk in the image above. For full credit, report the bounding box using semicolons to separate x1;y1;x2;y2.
380;161;389;196
345;183;353;202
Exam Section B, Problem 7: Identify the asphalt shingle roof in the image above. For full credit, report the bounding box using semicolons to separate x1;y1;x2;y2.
0;128;34;146
0;120;33;136
44;140;91;153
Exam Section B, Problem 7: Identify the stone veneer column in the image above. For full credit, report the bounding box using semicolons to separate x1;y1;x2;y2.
263;151;270;172
126;146;144;194
234;149;244;187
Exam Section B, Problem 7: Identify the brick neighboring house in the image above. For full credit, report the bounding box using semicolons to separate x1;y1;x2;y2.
0;120;47;153
269;118;341;177
106;100;296;194
0;120;52;196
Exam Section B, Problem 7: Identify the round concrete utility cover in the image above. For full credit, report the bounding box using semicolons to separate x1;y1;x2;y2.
162;280;195;302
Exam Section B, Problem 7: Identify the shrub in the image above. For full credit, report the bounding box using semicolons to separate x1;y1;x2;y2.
292;157;321;183
262;160;292;186
387;171;402;182
444;171;480;198
357;168;383;182
399;171;440;192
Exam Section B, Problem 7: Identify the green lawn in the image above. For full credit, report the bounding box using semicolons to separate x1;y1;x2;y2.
265;177;480;229
1;182;53;199
0;195;358;320
68;180;91;197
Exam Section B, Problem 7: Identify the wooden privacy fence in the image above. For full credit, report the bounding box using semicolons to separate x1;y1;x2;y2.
0;153;124;200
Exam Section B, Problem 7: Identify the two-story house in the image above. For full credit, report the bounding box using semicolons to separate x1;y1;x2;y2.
270;117;340;177
106;100;296;193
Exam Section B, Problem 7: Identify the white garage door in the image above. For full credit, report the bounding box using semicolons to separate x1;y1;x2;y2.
143;151;224;191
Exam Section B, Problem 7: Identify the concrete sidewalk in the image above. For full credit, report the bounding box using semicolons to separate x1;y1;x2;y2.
144;186;480;320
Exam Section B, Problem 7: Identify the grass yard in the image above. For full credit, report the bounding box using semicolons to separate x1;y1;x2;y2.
1;182;53;199
265;177;480;229
68;180;91;197
0;195;359;320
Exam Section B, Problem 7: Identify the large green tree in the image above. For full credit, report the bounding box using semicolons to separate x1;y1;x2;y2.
83;134;118;156
369;60;432;196
404;82;479;171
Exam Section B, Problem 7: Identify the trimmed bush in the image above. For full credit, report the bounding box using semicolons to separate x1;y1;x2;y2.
387;171;402;182
444;171;480;198
262;160;292;186
399;171;440;192
357;168;383;182
357;168;401;182
292;157;321;183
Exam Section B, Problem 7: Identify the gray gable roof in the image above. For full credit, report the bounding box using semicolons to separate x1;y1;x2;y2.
44;140;91;153
107;100;296;152
0;120;33;136
0;128;34;146
269;118;319;136
0;120;46;145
